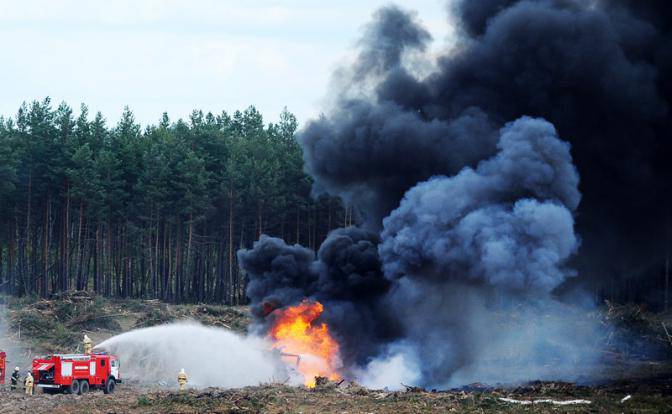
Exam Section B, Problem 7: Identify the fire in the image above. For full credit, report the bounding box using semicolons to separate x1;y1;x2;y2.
269;300;342;388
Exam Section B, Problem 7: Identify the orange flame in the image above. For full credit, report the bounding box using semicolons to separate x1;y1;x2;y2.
269;300;342;388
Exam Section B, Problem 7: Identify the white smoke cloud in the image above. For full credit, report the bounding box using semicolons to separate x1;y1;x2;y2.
96;322;295;389
354;344;420;390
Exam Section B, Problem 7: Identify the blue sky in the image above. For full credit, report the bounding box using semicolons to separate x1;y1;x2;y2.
0;0;453;127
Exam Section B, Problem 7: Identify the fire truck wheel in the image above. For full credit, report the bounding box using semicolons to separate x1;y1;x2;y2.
79;380;89;394
104;377;116;394
68;380;80;395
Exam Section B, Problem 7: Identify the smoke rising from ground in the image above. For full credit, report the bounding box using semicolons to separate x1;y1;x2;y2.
358;293;608;389
240;227;399;368
371;117;585;385
240;0;671;388
97;322;292;388
0;305;30;372
243;117;589;387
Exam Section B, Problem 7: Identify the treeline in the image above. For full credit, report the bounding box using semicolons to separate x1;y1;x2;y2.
0;98;346;304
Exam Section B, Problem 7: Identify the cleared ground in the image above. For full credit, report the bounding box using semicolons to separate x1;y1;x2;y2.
1;379;671;413
1;292;671;413
1;292;250;354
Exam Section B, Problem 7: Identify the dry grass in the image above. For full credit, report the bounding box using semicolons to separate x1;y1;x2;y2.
1;379;671;414
1;292;250;353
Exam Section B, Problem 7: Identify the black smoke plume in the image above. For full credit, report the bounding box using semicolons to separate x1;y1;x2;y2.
240;0;671;388
239;227;399;367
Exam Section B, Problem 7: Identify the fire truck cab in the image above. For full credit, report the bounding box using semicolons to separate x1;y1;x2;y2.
32;352;120;395
0;351;5;384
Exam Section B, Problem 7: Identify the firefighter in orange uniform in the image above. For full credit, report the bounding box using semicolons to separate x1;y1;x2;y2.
24;372;34;395
177;368;188;391
83;334;93;354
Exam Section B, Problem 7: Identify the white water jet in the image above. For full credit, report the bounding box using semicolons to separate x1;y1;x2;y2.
96;322;293;389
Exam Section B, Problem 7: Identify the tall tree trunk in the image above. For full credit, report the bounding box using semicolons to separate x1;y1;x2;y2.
165;222;172;301
154;211;160;299
124;227;131;298
25;169;32;295
162;223;167;300
62;187;70;292
295;205;300;245
115;226;122;296
176;219;183;303
665;251;669;311
228;190;235;305
237;225;245;304
32;228;39;294
153;221;158;299
75;201;84;290
8;217;15;295
217;234;225;301
105;220;112;296
81;217;91;290
17;217;25;296
187;212;194;302
43;195;50;297
185;213;195;297
93;222;99;293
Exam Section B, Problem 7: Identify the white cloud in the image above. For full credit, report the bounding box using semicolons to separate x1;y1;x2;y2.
0;0;450;125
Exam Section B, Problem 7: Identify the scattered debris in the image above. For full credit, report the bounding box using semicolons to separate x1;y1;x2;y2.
499;397;591;405
312;376;344;391
314;376;330;388
5;291;122;351
401;383;426;392
0;380;670;414
3;292;250;353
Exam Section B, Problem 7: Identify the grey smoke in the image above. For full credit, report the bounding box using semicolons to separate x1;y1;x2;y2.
369;116;585;386
240;0;672;388
0;305;32;373
380;116;580;292
242;116;588;387
299;5;498;226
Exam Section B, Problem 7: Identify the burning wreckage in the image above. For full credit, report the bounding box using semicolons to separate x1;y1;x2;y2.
268;301;342;388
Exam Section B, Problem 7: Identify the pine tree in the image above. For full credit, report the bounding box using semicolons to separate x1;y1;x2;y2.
0;99;344;304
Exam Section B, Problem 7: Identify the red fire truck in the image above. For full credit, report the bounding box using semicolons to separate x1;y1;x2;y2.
0;351;5;384
32;352;120;394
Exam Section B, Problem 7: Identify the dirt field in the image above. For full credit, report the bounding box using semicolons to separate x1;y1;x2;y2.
1;378;671;414
1;293;672;413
